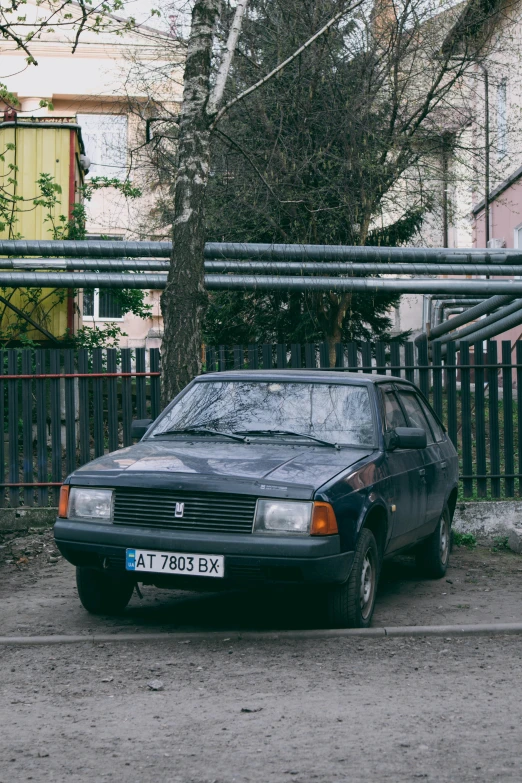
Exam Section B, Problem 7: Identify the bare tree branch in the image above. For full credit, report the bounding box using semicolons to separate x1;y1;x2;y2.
208;0;365;129
208;0;250;114
215;126;305;205
0;1;140;65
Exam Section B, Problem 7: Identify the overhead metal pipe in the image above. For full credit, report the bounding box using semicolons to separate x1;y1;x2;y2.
4;238;522;264
0;240;171;258
440;299;484;306
436;299;522;345
441;304;487;320
204;243;522;264
443;308;467;318
210;277;522;295
0;271;168;288
450;305;522;348
432;299;484;328
173;260;522;276
10;258;192;271
424;295;517;341
7;257;522;277
427;294;482;331
0;258;171;271
5;271;522;295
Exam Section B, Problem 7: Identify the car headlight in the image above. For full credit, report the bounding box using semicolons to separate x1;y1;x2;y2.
254;499;313;534
66;487;114;521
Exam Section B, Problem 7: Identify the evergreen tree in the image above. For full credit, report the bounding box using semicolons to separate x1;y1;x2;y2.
203;0;436;351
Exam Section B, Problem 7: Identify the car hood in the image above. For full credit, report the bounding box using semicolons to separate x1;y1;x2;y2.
72;439;373;495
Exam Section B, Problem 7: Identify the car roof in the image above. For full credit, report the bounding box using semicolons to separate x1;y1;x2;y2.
199;369;417;387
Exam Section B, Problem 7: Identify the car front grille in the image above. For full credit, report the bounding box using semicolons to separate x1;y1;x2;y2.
113;489;256;534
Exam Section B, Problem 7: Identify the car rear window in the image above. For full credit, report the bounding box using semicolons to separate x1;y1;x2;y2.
382;390;407;430
396;390;434;444
419;399;445;442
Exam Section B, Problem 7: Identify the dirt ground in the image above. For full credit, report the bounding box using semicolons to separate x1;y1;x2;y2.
1;527;522;636
1;529;522;782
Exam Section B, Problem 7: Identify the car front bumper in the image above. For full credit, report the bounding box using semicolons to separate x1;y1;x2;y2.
54;519;353;587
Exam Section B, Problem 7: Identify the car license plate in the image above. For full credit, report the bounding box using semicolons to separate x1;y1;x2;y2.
126;548;224;578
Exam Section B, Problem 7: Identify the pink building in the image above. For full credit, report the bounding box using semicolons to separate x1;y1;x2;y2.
471;168;522;348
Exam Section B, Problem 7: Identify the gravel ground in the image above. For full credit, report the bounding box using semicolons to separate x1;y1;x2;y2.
1;529;522;782
1;634;522;782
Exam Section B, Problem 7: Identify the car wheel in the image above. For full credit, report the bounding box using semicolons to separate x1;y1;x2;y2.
76;567;135;615
326;528;379;629
415;506;451;579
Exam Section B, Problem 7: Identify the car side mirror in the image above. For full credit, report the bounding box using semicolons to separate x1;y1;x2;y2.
386;427;427;451
131;419;153;440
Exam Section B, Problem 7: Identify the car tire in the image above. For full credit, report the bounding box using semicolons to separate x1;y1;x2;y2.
415;506;451;579
76;567;135;615
326;528;379;629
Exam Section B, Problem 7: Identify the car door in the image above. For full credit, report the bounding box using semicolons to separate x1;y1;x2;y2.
418;396;451;529
395;388;442;539
379;385;428;553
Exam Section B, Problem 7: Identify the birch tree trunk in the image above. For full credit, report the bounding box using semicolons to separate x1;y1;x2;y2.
159;0;357;402
160;0;221;405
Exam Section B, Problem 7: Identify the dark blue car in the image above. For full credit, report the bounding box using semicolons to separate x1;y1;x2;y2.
54;370;459;628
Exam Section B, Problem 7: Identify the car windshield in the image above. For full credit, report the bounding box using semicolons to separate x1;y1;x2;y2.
151;380;375;447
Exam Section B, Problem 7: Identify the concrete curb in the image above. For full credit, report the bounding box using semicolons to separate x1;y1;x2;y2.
2;622;522;646
453;501;522;549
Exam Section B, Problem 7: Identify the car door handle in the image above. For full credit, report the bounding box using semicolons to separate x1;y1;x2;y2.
418;469;426;476
440;462;447;469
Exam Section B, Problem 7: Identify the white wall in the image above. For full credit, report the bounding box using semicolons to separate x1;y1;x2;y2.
2;0;182;347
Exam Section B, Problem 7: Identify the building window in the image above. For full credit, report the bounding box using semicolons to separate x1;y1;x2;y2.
497;78;507;159
77;114;128;180
83;289;123;321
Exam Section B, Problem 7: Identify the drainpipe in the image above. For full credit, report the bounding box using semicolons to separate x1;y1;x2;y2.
441;134;451;248
484;67;490;248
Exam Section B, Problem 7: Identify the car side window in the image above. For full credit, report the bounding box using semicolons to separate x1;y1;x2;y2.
382;389;407;431
419;399;445;442
396;390;434;445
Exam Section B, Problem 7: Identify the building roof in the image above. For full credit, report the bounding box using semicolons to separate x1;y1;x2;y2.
472;162;522;215
441;0;503;52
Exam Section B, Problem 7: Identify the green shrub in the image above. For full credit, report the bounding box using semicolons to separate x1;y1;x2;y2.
491;536;510;552
452;531;477;549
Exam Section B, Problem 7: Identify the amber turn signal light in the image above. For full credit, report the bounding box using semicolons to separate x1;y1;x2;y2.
310;502;338;535
58;485;70;518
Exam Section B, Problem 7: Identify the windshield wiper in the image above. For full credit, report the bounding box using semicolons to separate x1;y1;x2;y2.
233;429;340;450
154;427;247;442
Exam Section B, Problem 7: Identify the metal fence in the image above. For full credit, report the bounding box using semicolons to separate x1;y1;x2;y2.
205;339;522;501
2;347;160;508
3;340;522;507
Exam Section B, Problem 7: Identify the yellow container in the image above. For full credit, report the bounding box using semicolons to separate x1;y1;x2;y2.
0;118;84;341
